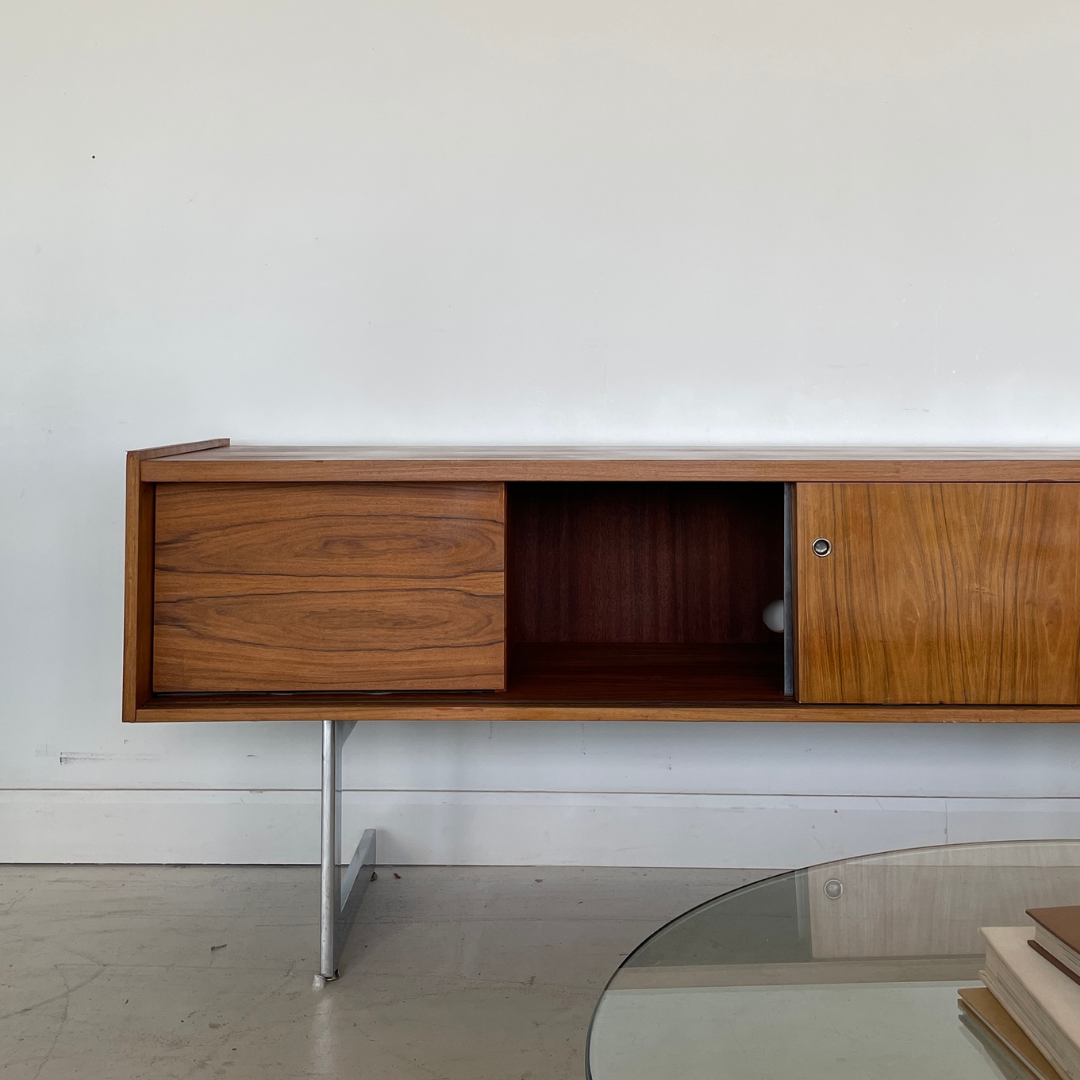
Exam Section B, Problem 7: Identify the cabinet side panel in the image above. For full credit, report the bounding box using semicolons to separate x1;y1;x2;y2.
798;482;1080;704
152;482;505;691
122;455;155;720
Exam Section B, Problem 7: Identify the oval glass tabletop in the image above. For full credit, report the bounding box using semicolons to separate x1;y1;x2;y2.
586;840;1080;1080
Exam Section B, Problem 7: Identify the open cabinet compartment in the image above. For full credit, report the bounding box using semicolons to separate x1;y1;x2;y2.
506;482;788;702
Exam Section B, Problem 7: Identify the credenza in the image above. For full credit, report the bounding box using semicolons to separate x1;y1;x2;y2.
126;439;1080;724
122;439;1080;980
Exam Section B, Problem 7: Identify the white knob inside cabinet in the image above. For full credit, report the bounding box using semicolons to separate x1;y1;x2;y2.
762;600;785;633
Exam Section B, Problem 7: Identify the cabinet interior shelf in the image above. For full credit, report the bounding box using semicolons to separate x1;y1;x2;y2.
150;642;785;709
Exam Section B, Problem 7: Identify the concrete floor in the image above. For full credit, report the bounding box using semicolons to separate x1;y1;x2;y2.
1;864;775;1080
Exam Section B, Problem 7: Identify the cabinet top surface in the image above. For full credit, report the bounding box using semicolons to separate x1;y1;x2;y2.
138;442;1080;482
153;444;1080;461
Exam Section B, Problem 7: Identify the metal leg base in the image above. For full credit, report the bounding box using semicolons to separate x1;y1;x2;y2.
314;720;377;987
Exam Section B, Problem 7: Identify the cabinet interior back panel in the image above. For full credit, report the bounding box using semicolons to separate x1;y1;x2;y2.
508;482;784;644
152;482;505;692
797;482;1080;704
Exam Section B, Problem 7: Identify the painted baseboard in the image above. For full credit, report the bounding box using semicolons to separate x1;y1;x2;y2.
3;789;1080;866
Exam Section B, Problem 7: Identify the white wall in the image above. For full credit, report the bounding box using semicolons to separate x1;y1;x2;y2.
5;0;1080;866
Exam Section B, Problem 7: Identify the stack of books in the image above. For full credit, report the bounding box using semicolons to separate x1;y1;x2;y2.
960;907;1080;1080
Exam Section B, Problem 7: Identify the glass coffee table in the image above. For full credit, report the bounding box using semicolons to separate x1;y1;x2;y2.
587;840;1080;1080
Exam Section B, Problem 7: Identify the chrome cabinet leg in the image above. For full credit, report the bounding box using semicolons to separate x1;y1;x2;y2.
314;720;376;987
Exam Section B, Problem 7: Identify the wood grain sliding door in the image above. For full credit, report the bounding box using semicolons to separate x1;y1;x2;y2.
796;483;1080;704
152;482;505;692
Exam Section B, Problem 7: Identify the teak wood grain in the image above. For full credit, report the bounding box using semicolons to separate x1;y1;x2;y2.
122;438;230;721
507;643;785;699
508;482;783;644
797;483;1080;704
151;482;505;692
133;697;1080;723
139;445;1080;484
124;441;1080;722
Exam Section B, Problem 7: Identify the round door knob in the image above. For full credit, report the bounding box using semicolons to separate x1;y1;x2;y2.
812;537;832;557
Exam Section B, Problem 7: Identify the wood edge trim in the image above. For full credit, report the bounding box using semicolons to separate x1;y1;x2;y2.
130;437;230;460
132;703;1080;723
499;481;508;691
122;453;147;722
132;437;230;468
790;483;800;700
139;458;1080;483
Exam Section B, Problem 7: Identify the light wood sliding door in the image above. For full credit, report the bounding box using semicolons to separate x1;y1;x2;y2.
796;483;1080;704
152;482;505;691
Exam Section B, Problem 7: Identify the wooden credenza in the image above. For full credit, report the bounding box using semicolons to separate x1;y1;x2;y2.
123;440;1080;723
